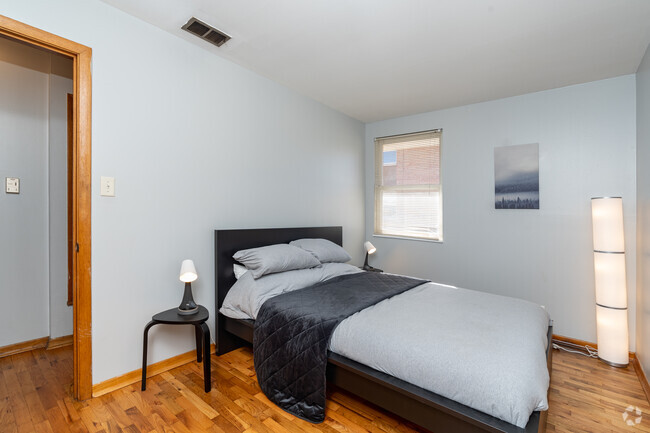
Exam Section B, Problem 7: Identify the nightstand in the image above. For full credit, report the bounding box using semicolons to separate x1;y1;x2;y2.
142;305;211;392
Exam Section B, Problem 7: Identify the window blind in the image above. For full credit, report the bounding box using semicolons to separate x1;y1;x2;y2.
374;130;442;240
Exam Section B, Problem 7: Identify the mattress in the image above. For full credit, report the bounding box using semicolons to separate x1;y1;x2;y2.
329;281;550;428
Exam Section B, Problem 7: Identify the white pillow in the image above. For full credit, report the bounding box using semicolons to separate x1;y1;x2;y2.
220;263;362;320
290;238;352;263
233;263;248;280
233;243;321;279
219;271;257;320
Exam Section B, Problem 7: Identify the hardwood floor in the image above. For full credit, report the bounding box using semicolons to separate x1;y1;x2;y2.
547;349;650;432
1;345;649;433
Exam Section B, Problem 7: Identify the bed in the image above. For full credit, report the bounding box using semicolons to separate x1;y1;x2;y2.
214;226;552;433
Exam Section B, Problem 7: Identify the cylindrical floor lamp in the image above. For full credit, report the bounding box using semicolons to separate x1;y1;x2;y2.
591;197;629;367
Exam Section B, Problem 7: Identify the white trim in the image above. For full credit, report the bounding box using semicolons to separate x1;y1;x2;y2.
373;234;443;243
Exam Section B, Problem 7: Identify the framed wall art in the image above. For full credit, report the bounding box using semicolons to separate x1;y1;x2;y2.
494;143;539;209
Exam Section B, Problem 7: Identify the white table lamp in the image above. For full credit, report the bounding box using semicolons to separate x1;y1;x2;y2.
178;259;199;315
363;241;382;272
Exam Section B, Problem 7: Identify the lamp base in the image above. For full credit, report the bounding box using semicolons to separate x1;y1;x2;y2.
363;252;382;273
178;282;198;316
363;265;383;273
178;306;199;316
598;356;628;368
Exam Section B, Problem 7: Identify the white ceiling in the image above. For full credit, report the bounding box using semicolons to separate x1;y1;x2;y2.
101;0;650;122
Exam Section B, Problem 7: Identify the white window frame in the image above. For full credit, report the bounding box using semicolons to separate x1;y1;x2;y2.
374;129;443;242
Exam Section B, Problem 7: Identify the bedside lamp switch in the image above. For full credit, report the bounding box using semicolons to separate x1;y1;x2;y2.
5;177;19;194
100;176;115;197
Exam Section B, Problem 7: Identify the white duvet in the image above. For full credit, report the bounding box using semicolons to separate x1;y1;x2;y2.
220;267;550;428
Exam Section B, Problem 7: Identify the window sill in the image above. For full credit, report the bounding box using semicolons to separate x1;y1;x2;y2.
373;234;443;243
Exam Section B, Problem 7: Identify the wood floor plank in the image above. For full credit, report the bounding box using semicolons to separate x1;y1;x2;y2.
0;394;18;433
44;406;74;433
2;345;650;432
160;372;219;419
104;400;141;432
33;419;55;433
3;369;33;432
58;396;83;424
208;396;252;432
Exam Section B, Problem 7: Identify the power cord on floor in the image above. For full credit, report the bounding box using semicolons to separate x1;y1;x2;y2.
552;341;599;358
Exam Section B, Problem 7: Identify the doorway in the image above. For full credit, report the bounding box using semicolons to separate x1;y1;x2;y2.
0;14;92;400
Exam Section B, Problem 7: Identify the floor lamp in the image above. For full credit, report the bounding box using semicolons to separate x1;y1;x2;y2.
591;197;629;367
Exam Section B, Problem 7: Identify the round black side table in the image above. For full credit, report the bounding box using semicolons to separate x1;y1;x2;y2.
142;305;211;392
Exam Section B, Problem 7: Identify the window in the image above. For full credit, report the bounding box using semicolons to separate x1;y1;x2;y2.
374;129;442;241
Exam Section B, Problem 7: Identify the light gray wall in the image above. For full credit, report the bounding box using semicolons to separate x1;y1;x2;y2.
49;55;74;339
637;43;650;375
1;0;365;383
0;37;50;347
365;76;637;347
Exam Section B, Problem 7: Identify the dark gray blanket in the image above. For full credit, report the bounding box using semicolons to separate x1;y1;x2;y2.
253;271;426;423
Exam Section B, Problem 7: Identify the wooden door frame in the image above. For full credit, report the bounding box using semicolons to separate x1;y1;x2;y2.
0;15;93;400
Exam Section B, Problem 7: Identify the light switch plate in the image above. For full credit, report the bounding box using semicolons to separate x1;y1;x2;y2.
100;176;115;197
5;177;19;194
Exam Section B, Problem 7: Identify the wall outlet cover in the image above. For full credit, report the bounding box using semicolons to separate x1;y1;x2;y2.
5;177;19;194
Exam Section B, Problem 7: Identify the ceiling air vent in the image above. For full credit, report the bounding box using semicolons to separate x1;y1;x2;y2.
182;17;231;47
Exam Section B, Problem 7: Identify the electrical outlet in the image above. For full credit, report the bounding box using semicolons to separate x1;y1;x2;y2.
5;177;19;194
100;176;115;197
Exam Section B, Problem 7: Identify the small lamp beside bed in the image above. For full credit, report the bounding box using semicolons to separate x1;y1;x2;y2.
363;241;382;272
178;259;199;315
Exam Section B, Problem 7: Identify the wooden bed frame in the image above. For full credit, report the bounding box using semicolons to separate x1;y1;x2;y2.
214;227;552;433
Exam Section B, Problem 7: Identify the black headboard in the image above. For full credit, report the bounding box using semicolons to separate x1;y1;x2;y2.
214;226;343;311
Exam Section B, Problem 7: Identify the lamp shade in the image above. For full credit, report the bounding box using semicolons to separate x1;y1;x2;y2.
595;305;629;366
593;251;627;308
591;197;628;367
591;197;625;253
179;259;198;283
364;241;376;254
